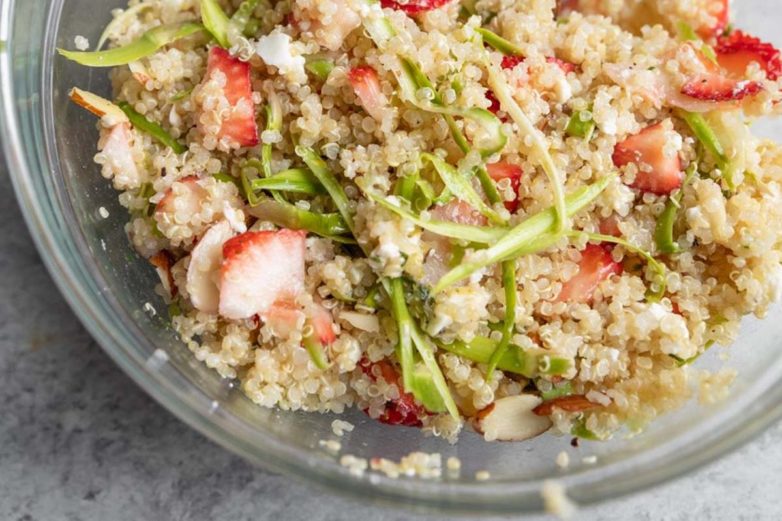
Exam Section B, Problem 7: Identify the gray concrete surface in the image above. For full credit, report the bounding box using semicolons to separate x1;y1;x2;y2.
1;157;781;521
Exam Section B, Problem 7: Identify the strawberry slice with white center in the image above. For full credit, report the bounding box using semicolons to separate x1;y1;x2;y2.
187;220;235;314
680;72;763;102
155;176;207;216
99;123;139;189
697;0;729;40
309;303;337;347
264;299;305;338
347;66;389;122
380;0;454;15
486;161;523;213
218;229;306;320
204;47;259;148
501;55;576;74
613;122;684;195
556;244;623;303
715;30;782;81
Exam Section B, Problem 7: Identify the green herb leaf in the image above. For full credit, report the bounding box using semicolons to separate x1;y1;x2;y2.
474;27;524;56
433;175;614;293
486;260;517;379
58;22;204;67
303;324;331;370
117;101;187;154
245;196;350;238
366;191;508;244
540;381;573;401
422;153;504;225
566;110;595;140
654;162;698;254
438;336;571;377
251;168;325;195
200;0;231;48
230;0;263;41
305;56;335;81
296;145;355;233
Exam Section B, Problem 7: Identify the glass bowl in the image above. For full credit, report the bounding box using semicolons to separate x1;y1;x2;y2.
2;0;782;514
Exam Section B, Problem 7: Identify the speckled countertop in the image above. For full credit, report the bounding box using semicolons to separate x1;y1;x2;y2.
2;153;782;521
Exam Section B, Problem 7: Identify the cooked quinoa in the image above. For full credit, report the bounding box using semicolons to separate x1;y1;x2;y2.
60;0;782;445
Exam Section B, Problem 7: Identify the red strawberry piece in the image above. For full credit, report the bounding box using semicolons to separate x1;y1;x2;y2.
486;161;523;213
697;0;729;40
218;229;306;320
156;175;207;215
486;89;502;114
501;55;576;74
598;215;622;238
359;359;425;427
310;303;337;346
380;0;454;15
715;30;782;81
501;55;525;70
149;250;177;298
347;65;389;121
264;299;304;338
556;244;623;303
613;122;684;195
681;72;763;102
187;220;235;313
204;47;259;148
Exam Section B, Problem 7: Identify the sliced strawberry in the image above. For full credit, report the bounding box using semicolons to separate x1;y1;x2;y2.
612;122;684;195
310;304;337;346
501;55;525;70
715;30;782;81
501;54;576;74
486;161;523;213
380;0;454;15
187;220;235;314
149;250;177;299
264;299;304;338
204;47;259;148
155;176;207;216
697;0;729;40
598;215;622;238
556;244;622;303
99;123;139;185
347;66;389;121
218;229;306;320
681;73;763;102
430;199;488;226
359;359;425;427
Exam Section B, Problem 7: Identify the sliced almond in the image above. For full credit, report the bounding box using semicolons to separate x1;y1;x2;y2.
474;394;552;442
69;87;129;125
338;310;380;333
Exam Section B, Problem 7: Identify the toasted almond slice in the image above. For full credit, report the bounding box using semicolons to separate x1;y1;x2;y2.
474;394;552;442
338;310;380;333
69;87;129;125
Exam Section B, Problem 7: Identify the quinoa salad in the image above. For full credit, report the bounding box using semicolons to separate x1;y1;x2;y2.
59;0;782;443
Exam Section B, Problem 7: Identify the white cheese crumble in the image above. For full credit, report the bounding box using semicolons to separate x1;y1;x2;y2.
255;32;305;78
74;35;90;51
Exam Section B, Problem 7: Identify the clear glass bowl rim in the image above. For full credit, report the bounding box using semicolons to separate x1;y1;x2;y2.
2;0;782;514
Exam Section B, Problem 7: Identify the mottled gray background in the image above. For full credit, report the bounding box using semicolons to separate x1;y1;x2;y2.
2;151;781;521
